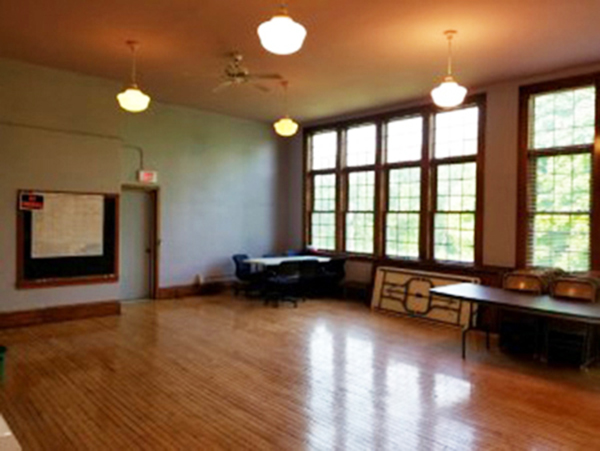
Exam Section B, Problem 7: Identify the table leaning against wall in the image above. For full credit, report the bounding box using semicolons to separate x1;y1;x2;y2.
430;283;600;368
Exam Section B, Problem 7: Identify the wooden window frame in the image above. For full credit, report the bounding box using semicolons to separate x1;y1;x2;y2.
344;168;376;255
384;166;422;259
382;113;426;260
303;94;486;267
305;131;339;251
342;122;378;255
308;173;337;251
517;73;600;270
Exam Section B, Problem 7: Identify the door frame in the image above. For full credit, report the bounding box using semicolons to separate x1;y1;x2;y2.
121;184;161;300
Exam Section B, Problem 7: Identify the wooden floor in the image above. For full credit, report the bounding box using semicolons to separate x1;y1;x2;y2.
0;295;599;450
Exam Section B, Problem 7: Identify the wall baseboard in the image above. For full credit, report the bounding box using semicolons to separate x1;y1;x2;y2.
0;300;121;329
156;284;198;299
156;281;230;300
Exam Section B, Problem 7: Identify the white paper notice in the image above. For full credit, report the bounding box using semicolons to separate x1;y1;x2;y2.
31;193;104;259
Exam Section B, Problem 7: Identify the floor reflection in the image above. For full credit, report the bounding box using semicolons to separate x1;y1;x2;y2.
4;298;598;449
384;362;422;449
434;373;472;409
434;417;475;450
306;323;475;450
343;335;374;450
307;324;336;450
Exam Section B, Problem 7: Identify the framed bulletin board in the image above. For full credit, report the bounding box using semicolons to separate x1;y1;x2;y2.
16;190;119;289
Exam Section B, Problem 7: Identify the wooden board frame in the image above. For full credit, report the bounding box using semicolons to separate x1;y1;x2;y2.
16;189;120;289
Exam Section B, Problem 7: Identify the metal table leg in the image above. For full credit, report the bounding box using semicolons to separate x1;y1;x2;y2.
581;324;598;370
462;301;476;359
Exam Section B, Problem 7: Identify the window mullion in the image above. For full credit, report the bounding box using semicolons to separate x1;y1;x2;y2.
374;123;384;258
421;113;432;260
336;130;345;252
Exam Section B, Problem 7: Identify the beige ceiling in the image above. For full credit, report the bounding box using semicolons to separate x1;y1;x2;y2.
1;0;600;123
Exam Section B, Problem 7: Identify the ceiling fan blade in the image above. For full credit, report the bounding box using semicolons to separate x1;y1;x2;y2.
248;73;283;80
213;81;234;93
251;83;270;93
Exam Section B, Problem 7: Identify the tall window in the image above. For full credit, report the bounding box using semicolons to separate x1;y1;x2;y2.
311;174;336;250
345;124;376;254
346;171;375;253
433;107;479;263
308;131;337;250
385;116;423;258
520;81;596;271
305;95;485;264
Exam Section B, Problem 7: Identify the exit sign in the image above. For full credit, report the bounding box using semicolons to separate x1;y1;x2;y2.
137;170;158;184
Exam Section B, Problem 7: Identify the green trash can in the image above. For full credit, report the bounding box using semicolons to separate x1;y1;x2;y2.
0;346;6;379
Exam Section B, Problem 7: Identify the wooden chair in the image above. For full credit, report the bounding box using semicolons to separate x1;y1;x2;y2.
500;269;558;356
503;273;546;293
546;277;599;367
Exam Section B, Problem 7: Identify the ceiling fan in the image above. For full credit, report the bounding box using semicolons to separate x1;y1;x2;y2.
213;52;283;93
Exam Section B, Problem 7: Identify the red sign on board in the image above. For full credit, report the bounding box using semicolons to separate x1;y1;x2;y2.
19;193;44;210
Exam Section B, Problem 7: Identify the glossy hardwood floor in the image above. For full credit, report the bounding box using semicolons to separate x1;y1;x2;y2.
0;295;599;450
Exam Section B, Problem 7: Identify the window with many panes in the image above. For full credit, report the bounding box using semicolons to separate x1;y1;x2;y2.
386;167;421;257
345;123;377;254
519;78;598;271
308;131;337;250
433;107;479;263
434;163;476;262
384;115;423;259
311;174;337;250
346;170;375;253
305;96;484;263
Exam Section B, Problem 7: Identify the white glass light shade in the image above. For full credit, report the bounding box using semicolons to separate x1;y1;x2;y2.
274;116;299;137
117;85;151;113
258;14;307;55
431;76;467;108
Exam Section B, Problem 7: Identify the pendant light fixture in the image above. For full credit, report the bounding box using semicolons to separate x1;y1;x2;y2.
258;2;307;55
431;30;467;109
273;81;299;137
117;40;151;113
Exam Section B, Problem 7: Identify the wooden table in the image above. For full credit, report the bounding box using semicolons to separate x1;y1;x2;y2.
244;256;331;266
430;283;600;366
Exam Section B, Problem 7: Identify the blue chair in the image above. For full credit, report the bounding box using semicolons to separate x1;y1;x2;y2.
264;261;302;307
232;254;265;297
320;258;346;296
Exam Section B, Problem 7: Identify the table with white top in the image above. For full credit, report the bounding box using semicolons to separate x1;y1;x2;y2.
244;255;331;266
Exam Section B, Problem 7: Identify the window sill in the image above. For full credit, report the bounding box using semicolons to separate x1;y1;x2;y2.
308;250;511;277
